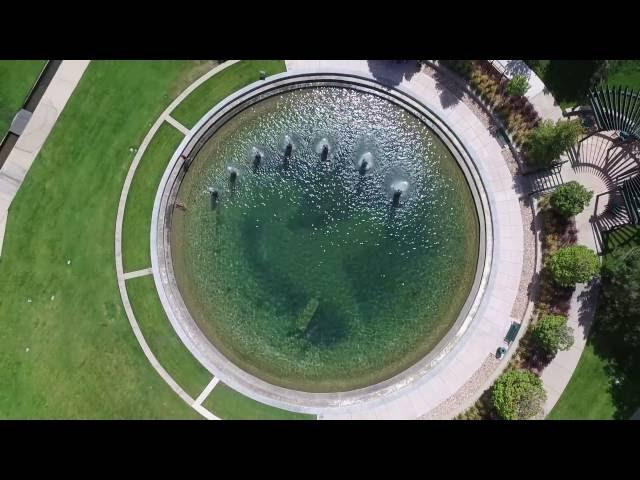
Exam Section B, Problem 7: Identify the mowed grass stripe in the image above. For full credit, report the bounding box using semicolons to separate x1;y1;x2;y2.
202;383;315;420
126;275;212;399
122;122;183;272
171;60;287;129
0;60;209;419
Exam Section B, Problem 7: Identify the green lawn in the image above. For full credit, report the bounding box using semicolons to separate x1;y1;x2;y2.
548;225;640;420
602;225;640;253
126;275;211;398
527;60;640;110
0;57;317;420
202;383;315;420
0;60;46;136
547;344;615;420
122;122;183;272
607;61;640;90
171;60;286;128
0;60;210;418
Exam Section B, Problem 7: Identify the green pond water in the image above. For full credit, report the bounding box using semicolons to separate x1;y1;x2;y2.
171;87;480;392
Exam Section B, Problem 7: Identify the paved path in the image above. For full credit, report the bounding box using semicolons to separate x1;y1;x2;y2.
492;60;563;122
0;60;90;256
123;267;153;280
286;60;525;420
532;77;607;417
194;377;220;406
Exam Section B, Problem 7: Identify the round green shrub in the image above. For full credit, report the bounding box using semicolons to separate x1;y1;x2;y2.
492;369;546;420
532;314;574;356
526;119;585;168
547;245;600;287
550;181;594;217
506;74;530;97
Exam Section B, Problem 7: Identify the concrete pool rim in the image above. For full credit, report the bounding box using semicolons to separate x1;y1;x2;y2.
151;70;495;414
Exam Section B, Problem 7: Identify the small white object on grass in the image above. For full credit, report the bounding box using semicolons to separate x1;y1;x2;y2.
27;298;32;303
67;259;71;265
25;347;30;353
50;295;55;301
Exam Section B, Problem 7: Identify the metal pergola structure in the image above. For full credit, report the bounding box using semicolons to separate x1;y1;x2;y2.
588;86;640;139
585;87;640;226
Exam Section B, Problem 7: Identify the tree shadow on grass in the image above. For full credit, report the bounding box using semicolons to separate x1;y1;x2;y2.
590;321;640;419
587;244;640;419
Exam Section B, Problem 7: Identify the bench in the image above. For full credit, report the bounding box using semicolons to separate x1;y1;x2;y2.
504;322;521;345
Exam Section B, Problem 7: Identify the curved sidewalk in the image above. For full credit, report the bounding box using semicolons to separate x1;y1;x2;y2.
0;60;90;256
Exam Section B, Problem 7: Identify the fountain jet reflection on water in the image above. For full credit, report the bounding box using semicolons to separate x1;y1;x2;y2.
282;136;294;169
314;137;331;162
321;144;329;162
227;166;239;189
391;180;409;207
207;187;219;209
253;151;262;172
282;135;294;157
357;152;374;175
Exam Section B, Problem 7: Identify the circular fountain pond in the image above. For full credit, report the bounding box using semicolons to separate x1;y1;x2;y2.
166;82;482;394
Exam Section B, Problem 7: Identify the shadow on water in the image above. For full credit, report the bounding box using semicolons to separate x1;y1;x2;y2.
239;210;350;348
366;60;421;87
238;215;307;318
304;302;350;347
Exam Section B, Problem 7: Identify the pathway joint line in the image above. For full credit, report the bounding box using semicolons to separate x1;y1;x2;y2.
193;403;218;420
194;377;220;406
164;115;191;136
123;267;153;280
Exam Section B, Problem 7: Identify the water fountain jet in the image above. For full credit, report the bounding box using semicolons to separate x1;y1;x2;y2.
357;152;374;175
253;152;262;172
208;187;219;209
321;144;329;162
227;166;238;185
390;180;409;207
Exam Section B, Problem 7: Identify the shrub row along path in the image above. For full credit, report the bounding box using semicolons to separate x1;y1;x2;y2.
491;60;563;122
542;132;637;416
504;60;611;417
539;190;601;416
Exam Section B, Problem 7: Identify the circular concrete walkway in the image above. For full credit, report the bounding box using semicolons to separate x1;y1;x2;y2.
116;59;530;420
